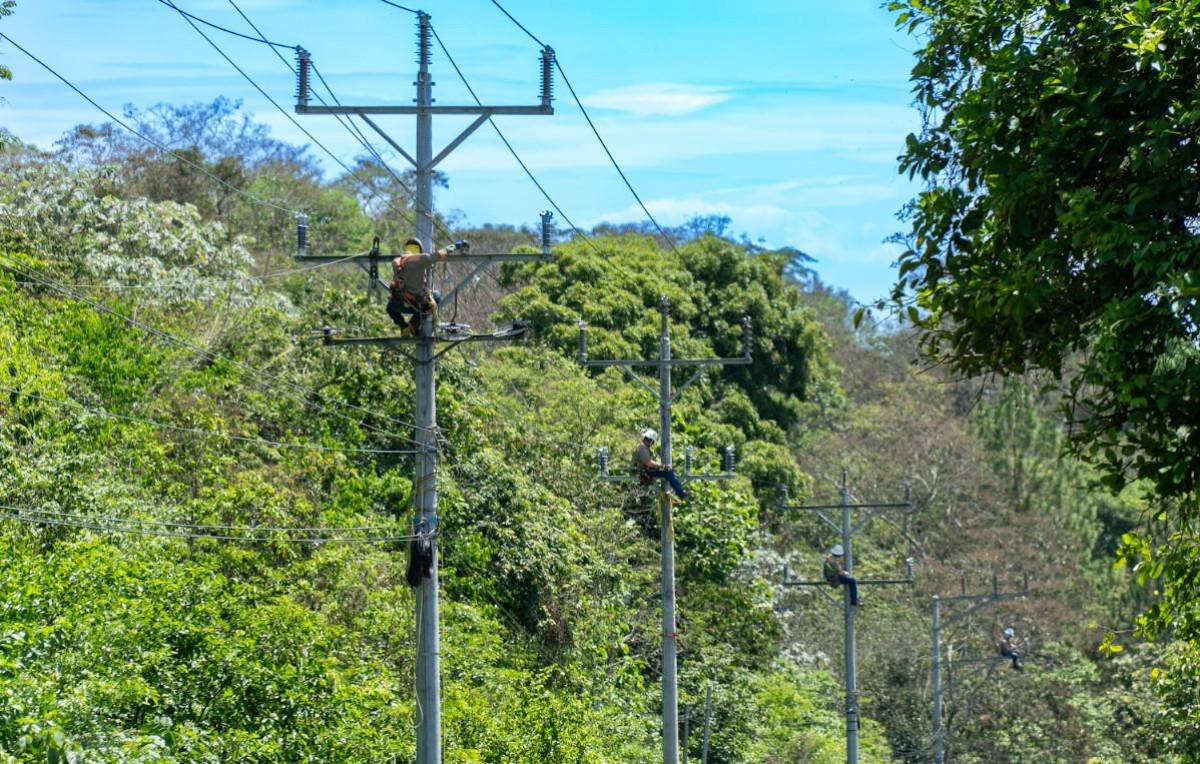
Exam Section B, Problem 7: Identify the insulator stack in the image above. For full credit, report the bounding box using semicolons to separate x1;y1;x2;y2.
740;316;753;359
577;320;587;364
417;13;431;70
723;445;735;474
296;213;309;258
597;446;610;477
540;210;554;254
295;47;310;109
684;446;693;476
540;46;555;108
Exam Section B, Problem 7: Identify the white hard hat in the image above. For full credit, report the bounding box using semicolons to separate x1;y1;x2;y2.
642;429;658;443
1003;627;1015;637
830;544;844;556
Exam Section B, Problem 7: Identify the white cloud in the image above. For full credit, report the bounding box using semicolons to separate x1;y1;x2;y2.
582;83;732;116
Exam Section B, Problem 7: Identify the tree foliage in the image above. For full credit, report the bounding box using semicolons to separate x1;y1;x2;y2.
888;0;1200;728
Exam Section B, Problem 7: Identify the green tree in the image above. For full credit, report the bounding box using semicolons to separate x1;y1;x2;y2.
0;2;14;84
889;0;1199;646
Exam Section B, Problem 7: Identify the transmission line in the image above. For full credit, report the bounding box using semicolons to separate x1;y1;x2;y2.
486;1;681;252
0;256;433;447
223;0;426;232
151;0;295;48
0;504;418;544
427;24;600;254
0;385;424;456
0;33;297;216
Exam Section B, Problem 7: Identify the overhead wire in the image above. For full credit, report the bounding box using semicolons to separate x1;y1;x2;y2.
160;0;434;238
0;504;418;544
0;256;434;446
4;505;405;535
0;385;424;456
426;24;600;254
222;0;427;233
0;32;297;216
151;0;295;48
486;0;680;252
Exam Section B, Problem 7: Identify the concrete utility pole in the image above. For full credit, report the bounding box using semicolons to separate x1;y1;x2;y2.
295;16;554;764
930;573;1029;764
579;296;751;764
781;469;914;764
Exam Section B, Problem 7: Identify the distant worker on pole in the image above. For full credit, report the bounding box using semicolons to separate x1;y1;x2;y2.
631;429;689;501
387;237;469;335
823;544;861;607
998;627;1024;671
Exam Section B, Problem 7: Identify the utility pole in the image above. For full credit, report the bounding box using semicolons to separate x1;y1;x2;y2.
579;296;751;764
781;469;914;764
930;572;1029;764
295;16;554;764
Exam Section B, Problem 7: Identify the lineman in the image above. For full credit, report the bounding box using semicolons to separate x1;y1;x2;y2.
631;429;689;501
998;627;1024;670
386;237;469;335
822;544;861;607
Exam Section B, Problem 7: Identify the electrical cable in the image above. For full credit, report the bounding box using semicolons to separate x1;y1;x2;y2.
151;0;295;48
0;256;433;447
0;384;424;456
427;24;600;254
552;57;680;253
5;505;406;535
0;33;297;216
379;0;420;14
488;0;545;47
483;1;680;252
160;0;425;234
0;505;419;544
222;0;425;233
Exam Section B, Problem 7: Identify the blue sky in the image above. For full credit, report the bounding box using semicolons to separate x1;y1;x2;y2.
0;1;920;302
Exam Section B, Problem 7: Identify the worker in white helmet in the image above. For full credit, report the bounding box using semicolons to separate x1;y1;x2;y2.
998;627;1024;670
630;428;688;501
822;544;860;606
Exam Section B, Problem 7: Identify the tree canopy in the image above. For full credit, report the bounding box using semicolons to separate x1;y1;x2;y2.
889;0;1200;651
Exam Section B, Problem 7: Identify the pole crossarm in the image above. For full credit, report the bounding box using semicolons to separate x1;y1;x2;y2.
297;104;552;116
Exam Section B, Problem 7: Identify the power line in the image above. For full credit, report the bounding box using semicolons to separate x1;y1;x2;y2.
0;384;424;456
0;32;297;216
553;58;680;253
151;0;295;48
0;504;418;544
161;0;361;181
489;0;545;47
165;0;456;244
223;0;426;233
426;24;600;254
0;256;433;446
379;0;420;14
5;505;404;535
484;1;680;252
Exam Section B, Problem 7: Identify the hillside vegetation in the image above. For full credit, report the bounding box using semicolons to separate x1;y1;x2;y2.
0;107;1185;763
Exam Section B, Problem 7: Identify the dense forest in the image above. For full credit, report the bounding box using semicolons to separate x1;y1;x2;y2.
0;88;1188;762
5;0;1200;758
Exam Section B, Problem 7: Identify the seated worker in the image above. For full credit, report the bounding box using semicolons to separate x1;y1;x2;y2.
386;237;468;335
822;544;860;606
998;627;1024;671
630;429;688;501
